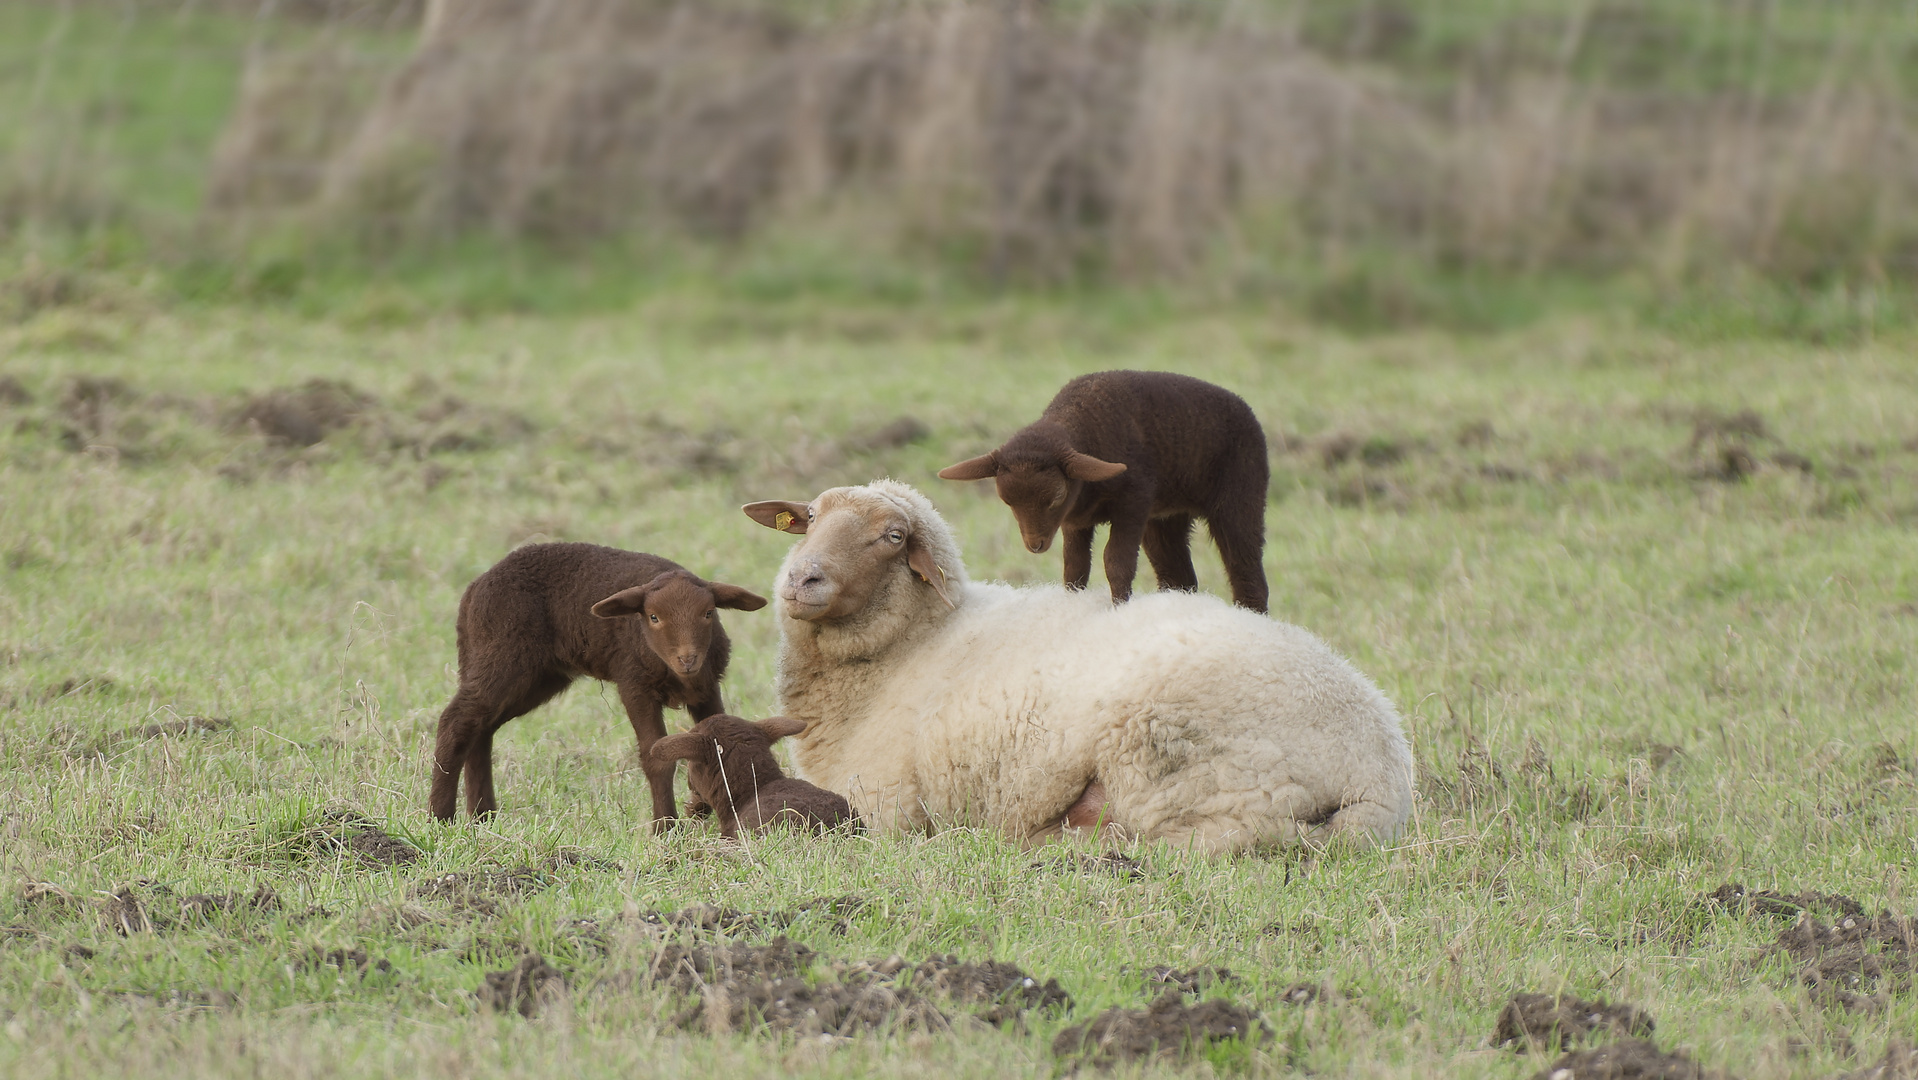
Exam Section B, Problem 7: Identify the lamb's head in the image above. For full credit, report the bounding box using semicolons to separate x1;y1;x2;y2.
644;714;807;809
938;421;1126;554
743;480;965;625
590;570;767;677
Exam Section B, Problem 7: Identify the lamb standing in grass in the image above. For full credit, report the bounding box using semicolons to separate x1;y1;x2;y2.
646;715;857;838
938;370;1270;612
429;543;766;827
742;481;1411;853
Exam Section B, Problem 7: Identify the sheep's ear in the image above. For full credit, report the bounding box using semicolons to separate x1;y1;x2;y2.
937;453;999;481
645;732;705;766
591;585;649;619
710;582;769;611
906;535;956;609
743;500;810;534
1062;449;1127;483
755;716;808;741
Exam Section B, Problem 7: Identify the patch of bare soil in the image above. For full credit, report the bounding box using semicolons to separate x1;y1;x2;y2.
1036;851;1146;879
1053;989;1267;1067
569;896;869;951
648;938;947;1036
177;884;279;924
234;379;373;447
1703;883;1865;919
1494;992;1656;1051
1529;1038;1719;1079
649;937;819;993
478;953;567;1018
1840;1039;1918;1080
409;866;549;915
1771;909;1917;1012
0;375;31;406
907;954;1072;1024
299;810;422;867
99;881;283;934
1139;965;1238;997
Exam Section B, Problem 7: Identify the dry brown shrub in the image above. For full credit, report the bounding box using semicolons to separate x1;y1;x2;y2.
203;1;1918;283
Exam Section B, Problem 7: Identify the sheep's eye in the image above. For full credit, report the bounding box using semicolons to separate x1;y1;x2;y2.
886;529;905;544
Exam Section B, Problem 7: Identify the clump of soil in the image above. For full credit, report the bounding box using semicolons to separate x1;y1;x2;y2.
234;379;373;447
478;952;567;1018
631;895;867;938
852;415;930;451
1139;965;1238;997
1770;909;1917;1011
909;954;1072;1023
297;810;422;867
1036;851;1146;879
1494;992;1655;1051
1703;883;1865;919
408;865;554;915
21;881;77;913
649;937;818;993
301;946;393;977
1277;981;1324;1005
1529;1037;1713;1079
679;973;948;1037
1841;1039;1918;1080
1052;989;1269;1067
0;375;32;406
102;886;160;935
133;716;231;740
177;884;279;924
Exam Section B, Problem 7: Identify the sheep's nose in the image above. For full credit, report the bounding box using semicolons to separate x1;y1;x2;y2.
792;563;825;588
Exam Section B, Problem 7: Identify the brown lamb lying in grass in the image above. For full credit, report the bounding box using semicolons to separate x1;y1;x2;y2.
645;715;857;839
429;542;767;828
938;369;1270;612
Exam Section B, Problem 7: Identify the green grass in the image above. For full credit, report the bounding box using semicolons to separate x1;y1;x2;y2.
1;287;1915;1077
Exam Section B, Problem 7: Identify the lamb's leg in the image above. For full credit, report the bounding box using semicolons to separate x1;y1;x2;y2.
465;671;570;819
616;681;679;832
1142;515;1198;593
1102;516;1147;603
1060;525;1095;591
431;686;491;821
679;685;723;818
1209;460;1270;613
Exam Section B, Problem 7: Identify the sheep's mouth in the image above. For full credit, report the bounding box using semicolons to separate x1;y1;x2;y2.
779;593;835;621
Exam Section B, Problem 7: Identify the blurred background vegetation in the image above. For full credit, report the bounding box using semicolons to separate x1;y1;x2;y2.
2;0;1915;339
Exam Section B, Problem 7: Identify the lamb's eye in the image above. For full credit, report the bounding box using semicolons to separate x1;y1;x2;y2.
705;609;715;619
886;529;905;544
648;614;660;625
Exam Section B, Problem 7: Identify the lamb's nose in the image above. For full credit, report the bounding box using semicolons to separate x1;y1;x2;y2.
678;655;700;673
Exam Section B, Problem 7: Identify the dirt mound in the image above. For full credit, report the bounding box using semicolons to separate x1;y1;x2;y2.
1495;992;1654;1051
478;953;567;1018
1139;965;1238;997
0;375;31;406
300;946;393;977
571;896;865;950
100;881;283;934
649;937;818;994
234;379;374;447
1052;989;1268;1067
851;416;931;451
1841;1040;1918;1080
177;884;280;924
1036;851;1146;879
909;954;1072;1023
1529;1038;1715;1079
408;865;556;915
680;973;949;1037
1703;883;1866;919
1770;910;1917;1011
300;811;422;867
132;716;231;740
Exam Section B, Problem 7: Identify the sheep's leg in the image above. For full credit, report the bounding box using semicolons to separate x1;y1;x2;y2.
1102;517;1147;603
1142;515;1198;593
464;671;570;819
615;681;679;832
430;684;492;821
1060;525;1095;591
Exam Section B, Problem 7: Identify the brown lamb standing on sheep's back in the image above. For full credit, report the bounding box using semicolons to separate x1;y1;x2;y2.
645;715;857;838
429;542;766;828
939;370;1270;612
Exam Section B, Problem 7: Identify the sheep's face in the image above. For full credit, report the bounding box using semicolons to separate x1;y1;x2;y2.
744;491;953;621
591;571;767;677
994;465;1073;554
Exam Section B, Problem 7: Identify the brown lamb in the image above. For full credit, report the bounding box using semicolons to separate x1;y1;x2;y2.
939;370;1269;611
645;715;857;839
429;542;767;827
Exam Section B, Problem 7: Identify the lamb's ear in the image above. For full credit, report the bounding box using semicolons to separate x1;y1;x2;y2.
755;716;808;742
1062;449;1127;482
743;500;811;534
591;585;649;619
709;582;769;611
645;732;705;766
937;453;999;481
906;534;956;609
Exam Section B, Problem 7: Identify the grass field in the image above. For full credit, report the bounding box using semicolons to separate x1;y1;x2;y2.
1;285;1915;1077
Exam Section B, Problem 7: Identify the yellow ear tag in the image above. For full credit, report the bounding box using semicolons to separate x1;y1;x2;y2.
774;511;794;531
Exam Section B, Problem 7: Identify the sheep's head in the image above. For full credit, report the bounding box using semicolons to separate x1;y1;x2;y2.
645;715;807;809
590;570;766;676
743;483;958;622
938;423;1125;554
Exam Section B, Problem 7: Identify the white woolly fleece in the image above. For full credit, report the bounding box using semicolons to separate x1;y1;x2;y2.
771;480;1414;853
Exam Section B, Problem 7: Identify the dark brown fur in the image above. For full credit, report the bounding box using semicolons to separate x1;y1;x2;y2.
940;370;1269;611
646;715;857;839
429;543;766;827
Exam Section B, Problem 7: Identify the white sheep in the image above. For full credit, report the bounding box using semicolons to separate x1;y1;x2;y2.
742;480;1413;854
